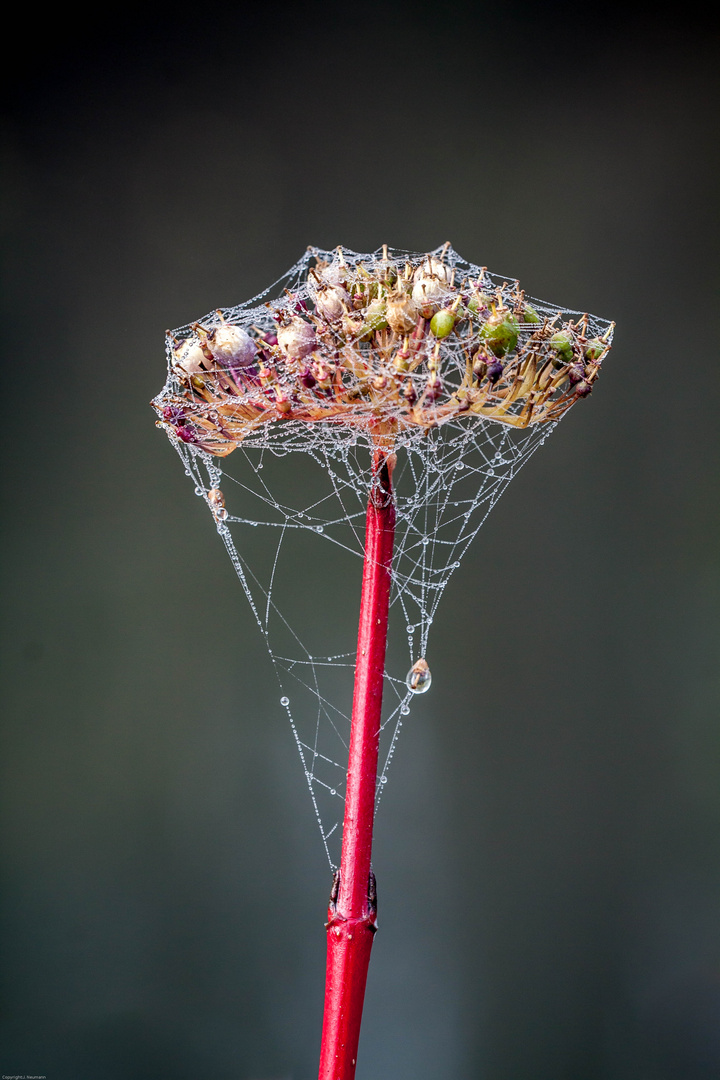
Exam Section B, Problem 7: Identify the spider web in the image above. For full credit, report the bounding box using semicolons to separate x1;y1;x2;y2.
155;245;613;868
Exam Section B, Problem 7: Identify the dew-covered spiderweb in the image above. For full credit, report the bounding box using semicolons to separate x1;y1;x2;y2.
153;244;613;868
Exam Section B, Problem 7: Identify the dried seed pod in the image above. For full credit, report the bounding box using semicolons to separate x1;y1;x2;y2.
315;285;349;323
575;380;593;397
173;339;209;376
209;325;257;368
481;309;519;357
277;317;316;360
412;258;451;313
386;290;420;334
413;258;449;285
315;260;345;287
429;308;456;338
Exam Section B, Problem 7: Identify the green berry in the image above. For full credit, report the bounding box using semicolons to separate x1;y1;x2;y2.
430;308;455;338
584;337;605;362
548;330;574;366
523;304;540;323
363;299;388;333
467;292;491;315
480;310;519;357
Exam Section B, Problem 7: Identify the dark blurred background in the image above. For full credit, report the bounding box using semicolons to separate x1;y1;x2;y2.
1;2;719;1077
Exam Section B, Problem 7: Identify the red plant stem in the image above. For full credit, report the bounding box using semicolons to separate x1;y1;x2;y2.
317;452;396;1080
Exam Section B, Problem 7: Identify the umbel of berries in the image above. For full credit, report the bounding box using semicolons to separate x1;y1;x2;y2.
154;243;613;460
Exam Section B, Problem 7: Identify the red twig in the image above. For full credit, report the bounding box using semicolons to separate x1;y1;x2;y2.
317;450;396;1080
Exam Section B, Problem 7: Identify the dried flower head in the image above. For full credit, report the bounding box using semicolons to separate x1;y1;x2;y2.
152;244;614;458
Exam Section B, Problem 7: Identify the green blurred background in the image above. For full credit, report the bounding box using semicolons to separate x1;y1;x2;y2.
1;3;719;1077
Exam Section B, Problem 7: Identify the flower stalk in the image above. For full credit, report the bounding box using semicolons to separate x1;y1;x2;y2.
317;448;396;1080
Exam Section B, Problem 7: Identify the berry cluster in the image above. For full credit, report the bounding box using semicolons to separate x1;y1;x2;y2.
153;245;613;458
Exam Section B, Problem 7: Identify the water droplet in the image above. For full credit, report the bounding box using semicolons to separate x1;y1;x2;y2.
256;462;264;469
380;776;388;784
407;624;415;633
401;705;410;716
315;525;324;533
194;486;203;495
453;561;461;568
422;537;429;546
280;696;289;706
456;461;465;470
330;789;336;796
406;658;432;694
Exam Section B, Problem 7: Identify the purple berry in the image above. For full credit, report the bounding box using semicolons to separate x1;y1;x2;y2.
176;424;198;443
567;362;586;386
487;359;504;384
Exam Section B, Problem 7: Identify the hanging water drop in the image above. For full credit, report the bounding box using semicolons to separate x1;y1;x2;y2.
406;658;432;694
316;525;324;533
401;704;410;716
330;789;336;796
194;486;203;495
280;696;290;706
407;624;415;633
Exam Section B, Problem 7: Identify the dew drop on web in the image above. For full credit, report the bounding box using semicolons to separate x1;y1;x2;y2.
406;658;431;694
